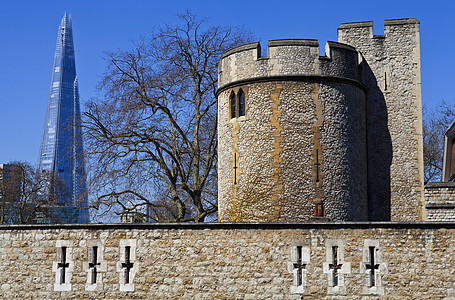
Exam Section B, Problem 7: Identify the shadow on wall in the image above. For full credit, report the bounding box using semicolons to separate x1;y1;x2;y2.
361;60;392;221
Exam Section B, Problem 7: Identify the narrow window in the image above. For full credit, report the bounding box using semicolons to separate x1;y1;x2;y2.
384;72;388;91
323;240;351;295
58;247;69;284
238;89;245;117
89;246;100;284
366;246;379;287
233;153;238;185
329;246;342;286
121;246;134;284
230;91;236;119
293;246;306;286
53;242;74;291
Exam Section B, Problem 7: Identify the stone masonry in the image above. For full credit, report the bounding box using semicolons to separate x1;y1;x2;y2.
424;182;455;221
338;19;424;221
1;223;455;299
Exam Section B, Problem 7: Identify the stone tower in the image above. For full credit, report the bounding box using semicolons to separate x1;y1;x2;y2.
217;40;368;222
338;19;423;221
217;19;423;222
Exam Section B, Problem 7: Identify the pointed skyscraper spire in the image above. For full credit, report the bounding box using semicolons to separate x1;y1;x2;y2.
39;13;88;223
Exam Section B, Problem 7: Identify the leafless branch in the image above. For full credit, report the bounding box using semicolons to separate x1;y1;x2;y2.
84;12;253;222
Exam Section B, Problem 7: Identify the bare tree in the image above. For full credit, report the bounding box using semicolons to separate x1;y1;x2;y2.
84;13;252;222
0;161;68;224
423;100;455;183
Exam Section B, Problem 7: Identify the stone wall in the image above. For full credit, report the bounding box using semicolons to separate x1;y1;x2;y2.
217;40;368;222
338;19;424;221
424;182;455;221
1;223;455;299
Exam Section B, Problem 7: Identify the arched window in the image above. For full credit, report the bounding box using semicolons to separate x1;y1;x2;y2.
238;89;245;117
230;91;236;119
229;89;246;120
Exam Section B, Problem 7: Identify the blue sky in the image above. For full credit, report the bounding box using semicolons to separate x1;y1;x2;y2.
0;0;454;165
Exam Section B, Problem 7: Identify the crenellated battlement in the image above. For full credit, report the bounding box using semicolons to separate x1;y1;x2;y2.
338;18;419;43
218;39;360;89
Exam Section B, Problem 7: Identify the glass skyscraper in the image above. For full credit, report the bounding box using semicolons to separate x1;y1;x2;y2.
38;13;89;223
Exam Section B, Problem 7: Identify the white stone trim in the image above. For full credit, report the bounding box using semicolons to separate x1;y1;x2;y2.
323;239;351;295
287;245;310;294
53;240;74;292
116;239;138;292
83;240;107;291
361;239;388;295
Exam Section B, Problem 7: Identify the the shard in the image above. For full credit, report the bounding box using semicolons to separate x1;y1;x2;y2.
38;13;88;223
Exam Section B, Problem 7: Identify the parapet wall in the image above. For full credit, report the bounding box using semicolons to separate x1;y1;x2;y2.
338;18;420;39
218;39;361;89
2;223;455;299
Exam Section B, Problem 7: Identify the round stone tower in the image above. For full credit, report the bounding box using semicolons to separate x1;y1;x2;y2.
217;39;368;222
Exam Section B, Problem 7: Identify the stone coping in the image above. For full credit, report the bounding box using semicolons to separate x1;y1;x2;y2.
268;39;319;47
426;203;455;209
2;221;455;231
338;18;419;30
338;21;373;29
384;18;419;26
221;42;259;59
216;74;367;96
424;182;455;188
